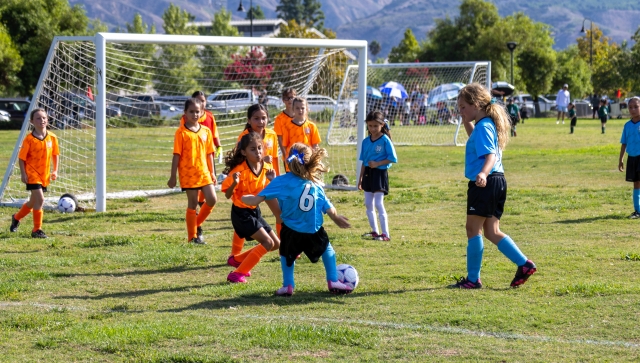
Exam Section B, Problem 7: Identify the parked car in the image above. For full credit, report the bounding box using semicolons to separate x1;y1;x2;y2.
511;94;555;116
0;98;30;123
265;96;285;109
0;109;11;122
306;94;337;113
156;102;182;119
47;93;121;129
155;95;190;109
114;95;161;118
206;89;258;113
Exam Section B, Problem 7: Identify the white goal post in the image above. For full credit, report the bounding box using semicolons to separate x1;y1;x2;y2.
0;33;368;212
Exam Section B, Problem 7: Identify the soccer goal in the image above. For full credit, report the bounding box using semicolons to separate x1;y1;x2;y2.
328;61;490;146
0;33;368;212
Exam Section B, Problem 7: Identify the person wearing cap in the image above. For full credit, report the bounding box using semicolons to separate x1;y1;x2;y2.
506;98;520;137
556;84;571;124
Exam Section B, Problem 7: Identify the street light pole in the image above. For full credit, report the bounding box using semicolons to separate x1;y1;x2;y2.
580;19;593;67
506;42;517;87
237;0;253;37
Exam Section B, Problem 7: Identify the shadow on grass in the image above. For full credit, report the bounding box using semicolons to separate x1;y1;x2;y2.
553;213;627;224
54;282;226;300
50;263;226;278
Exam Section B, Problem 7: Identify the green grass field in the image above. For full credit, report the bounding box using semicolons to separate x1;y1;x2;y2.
1;117;640;362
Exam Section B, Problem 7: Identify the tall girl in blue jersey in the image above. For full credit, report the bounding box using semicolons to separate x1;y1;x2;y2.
450;83;537;289
242;143;352;296
358;111;398;241
618;96;640;219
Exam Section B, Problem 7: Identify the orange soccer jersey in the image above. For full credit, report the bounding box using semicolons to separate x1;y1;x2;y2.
282;119;321;157
221;161;274;209
273;111;293;136
18;132;60;187
173;124;215;189
181;111;220;147
237;128;280;176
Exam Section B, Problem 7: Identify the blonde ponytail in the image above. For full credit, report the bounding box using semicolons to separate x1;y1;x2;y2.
458;83;510;150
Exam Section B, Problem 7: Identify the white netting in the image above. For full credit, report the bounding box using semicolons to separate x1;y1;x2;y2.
0;37;360;209
328;62;490;150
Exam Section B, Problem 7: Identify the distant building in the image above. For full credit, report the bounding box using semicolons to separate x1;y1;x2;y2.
190;19;287;38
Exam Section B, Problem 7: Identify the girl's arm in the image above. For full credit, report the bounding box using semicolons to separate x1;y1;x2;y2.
326;207;351;229
264;198;282;224
19;159;27;184
463;119;475;137
357;164;365;190
167;154;180;188
241;194;266;206
51;154;59;180
207;153;216;185
475;153;496;188
619;144;627;172
225;172;240;199
368;159;392;168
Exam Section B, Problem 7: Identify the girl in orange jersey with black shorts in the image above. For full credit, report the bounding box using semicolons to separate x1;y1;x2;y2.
281;97;321;172
168;98;217;244
10;109;59;238
222;132;280;283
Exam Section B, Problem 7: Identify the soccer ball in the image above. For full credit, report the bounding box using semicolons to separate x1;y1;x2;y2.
336;264;359;290
57;197;76;213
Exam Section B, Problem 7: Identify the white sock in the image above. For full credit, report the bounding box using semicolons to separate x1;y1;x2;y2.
374;192;389;237
364;192;378;233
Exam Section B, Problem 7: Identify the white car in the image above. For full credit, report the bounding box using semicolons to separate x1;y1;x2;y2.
305;95;337;113
156;102;182;119
0;109;10;122
206;89;258;112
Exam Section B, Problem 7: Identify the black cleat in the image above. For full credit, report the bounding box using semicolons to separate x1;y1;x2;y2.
510;260;537;287
448;276;482;289
190;237;206;245
31;229;48;239
197;226;203;240
10;214;20;232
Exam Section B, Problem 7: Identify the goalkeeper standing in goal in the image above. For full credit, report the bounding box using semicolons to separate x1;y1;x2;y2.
358;111;397;242
450;83;536;289
9;109;59;238
191;91;222;213
168;98;218;244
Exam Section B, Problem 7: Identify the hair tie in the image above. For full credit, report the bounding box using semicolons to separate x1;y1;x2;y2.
383;119;390;131
490;98;497;105
287;149;305;165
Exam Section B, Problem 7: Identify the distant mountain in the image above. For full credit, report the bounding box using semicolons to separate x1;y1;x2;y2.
71;0;640;57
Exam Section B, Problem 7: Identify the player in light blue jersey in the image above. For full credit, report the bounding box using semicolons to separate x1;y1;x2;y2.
618;97;640;219
358;111;398;241
242;143;352;296
450;83;536;289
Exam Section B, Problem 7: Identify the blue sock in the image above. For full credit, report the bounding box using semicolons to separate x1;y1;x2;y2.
467;235;484;283
280;256;295;288
321;243;338;282
633;189;640;213
497;236;527;266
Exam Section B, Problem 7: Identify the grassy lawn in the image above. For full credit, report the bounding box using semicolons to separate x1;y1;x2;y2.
1;117;640;362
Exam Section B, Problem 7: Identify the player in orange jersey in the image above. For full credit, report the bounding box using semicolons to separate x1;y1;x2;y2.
191;91;222;208
168;98;217;244
281;97;321;172
10;109;59;238
273;88;296;171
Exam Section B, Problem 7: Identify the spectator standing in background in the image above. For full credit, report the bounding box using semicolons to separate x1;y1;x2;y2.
556;84;570;124
591;93;600;119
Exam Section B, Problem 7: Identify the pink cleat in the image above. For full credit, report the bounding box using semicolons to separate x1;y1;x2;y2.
227;255;241;268
227;271;249;283
328;280;353;294
275;285;294;297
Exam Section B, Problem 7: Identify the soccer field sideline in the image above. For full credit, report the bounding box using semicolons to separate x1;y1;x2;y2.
1;117;640;361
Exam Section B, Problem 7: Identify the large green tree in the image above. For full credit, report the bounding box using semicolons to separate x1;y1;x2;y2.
0;23;23;96
199;8;242;93
388;28;420;63
276;0;324;30
0;0;89;95
577;26;626;96
370;40;382;58
154;4;202;95
551;46;591;100
246;5;266;20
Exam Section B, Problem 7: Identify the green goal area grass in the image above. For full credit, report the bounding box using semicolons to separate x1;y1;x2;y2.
1;117;640;361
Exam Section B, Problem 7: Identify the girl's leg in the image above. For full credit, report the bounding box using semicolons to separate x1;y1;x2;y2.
373;192;389;237
30;189;45;234
265;199;283;244
363;192;378;234
197;184;217;227
229;229;279;281
465;215;486;283
483;217;536;286
185;190;199;242
276;255;295;296
321;243;338;282
633;181;640;213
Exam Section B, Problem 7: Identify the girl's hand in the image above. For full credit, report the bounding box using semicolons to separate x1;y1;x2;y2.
21;174;28;184
167;176;177;189
357;179;363;190
475;172;487;187
211;173;217;185
619;161;625;172
332;215;351;229
266;169;276;181
263;155;273;164
50;171;58;181
232;172;241;184
368;160;378;168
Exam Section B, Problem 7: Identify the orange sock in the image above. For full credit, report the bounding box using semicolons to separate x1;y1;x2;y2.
186;208;197;240
198;191;205;204
235;244;268;275
231;232;245;256
32;209;43;232
234;243;257;262
15;204;32;220
196;203;214;226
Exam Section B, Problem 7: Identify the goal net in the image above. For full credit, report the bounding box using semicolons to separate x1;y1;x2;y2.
0;33;367;211
327;62;490;152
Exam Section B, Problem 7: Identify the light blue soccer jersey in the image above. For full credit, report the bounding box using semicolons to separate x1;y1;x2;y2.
258;173;333;233
465;117;504;180
621;120;640;157
359;134;398;170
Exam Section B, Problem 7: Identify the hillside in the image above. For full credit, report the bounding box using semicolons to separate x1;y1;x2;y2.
70;0;640;57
